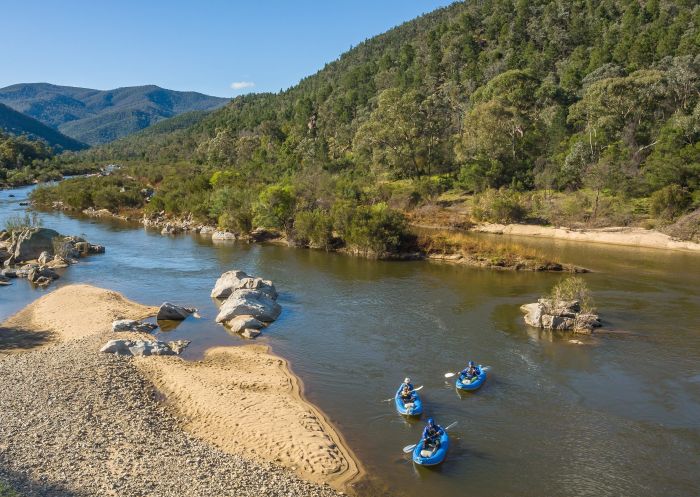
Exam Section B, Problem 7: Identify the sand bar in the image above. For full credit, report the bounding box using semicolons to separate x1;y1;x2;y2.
0;284;361;492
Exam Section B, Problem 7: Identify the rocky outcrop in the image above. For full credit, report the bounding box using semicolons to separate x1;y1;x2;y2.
8;228;60;262
0;228;106;288
112;319;159;333
212;270;281;339
157;302;197;321
210;270;277;300
520;299;601;333
99;339;190;356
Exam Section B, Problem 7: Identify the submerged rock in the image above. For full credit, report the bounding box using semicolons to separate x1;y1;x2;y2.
210;269;277;300
520;298;601;333
157;302;197;321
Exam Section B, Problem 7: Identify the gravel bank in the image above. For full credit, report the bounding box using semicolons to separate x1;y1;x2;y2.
0;335;346;497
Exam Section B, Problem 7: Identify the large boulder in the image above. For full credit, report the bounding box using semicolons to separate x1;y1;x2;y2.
157;302;197;321
215;289;281;323
10;228;60;262
211;270;277;300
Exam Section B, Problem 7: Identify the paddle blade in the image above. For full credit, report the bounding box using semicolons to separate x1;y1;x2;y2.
414;385;424;391
402;444;417;453
444;421;458;431
444;372;456;378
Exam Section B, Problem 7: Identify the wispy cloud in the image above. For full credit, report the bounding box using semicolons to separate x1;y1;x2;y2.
230;81;255;90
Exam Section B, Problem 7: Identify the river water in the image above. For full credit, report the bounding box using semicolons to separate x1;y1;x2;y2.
1;184;699;497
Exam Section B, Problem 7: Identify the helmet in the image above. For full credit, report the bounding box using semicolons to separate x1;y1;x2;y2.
468;361;475;367
427;417;435;425
404;377;411;384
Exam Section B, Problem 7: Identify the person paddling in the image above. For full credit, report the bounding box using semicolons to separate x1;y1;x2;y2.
459;361;480;382
400;377;414;402
422;418;445;452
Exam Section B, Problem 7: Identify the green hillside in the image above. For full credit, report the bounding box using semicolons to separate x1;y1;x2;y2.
36;0;700;251
0;83;229;145
0;102;86;151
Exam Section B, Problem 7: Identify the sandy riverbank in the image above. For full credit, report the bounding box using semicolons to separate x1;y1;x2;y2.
473;223;700;252
0;284;361;495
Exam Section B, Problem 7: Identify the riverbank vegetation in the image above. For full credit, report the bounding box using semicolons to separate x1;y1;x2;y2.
32;0;700;248
0;131;96;187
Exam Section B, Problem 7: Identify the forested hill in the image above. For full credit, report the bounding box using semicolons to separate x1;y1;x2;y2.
0;83;229;146
84;0;697;194
0;103;86;151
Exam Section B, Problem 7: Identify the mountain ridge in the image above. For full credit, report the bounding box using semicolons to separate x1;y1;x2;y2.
0;102;86;151
0;83;229;145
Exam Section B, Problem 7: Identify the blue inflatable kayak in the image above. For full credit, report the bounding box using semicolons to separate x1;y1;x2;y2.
455;365;486;391
395;386;423;416
412;431;449;466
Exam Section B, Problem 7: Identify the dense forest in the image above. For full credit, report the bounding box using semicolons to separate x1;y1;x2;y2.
37;0;700;251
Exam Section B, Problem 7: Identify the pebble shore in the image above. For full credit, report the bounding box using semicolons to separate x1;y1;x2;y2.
0;335;346;497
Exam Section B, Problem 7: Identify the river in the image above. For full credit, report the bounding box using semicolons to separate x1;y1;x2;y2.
1;184;699;497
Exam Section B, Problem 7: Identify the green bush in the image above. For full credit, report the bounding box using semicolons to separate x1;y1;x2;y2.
294;209;334;249
253;184;296;233
550;276;595;313
471;188;528;223
650;184;692;220
339;203;408;255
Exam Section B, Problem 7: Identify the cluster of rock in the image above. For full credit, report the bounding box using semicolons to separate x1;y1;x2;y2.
0;227;105;287
100;339;191;356
212;270;281;339
101;317;192;356
520;299;601;333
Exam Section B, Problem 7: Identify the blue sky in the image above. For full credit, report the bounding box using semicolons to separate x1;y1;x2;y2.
0;0;454;97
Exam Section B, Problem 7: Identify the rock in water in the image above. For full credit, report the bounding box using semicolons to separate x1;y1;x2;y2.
520;298;601;333
215;289;281;323
241;328;261;339
226;315;265;334
210;269;277;300
157;302;197;320
9;228;60;262
112;319;158;333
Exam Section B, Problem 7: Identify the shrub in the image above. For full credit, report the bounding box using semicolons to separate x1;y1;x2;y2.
550;276;595;313
294;209;334;249
4;212;41;232
253;184;296;233
650;184;692;220
342;203;408;255
471;188;528;223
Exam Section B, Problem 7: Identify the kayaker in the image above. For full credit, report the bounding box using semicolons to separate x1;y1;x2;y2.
400;384;414;402
403;377;414;390
460;361;480;380
422;418;444;450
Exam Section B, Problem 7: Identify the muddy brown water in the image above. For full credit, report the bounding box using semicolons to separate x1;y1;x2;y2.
2;185;699;497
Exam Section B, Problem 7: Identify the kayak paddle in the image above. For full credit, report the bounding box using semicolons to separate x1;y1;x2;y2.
383;385;423;402
402;421;458;453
